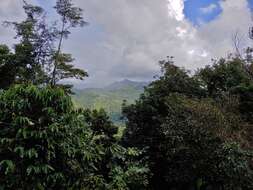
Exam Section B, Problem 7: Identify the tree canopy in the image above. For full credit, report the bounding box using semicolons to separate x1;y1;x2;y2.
1;0;253;189
123;57;253;189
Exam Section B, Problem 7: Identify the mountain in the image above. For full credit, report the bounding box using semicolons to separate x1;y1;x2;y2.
72;80;149;124
106;79;148;90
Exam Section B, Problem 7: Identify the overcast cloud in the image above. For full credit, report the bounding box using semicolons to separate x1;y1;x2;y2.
0;0;252;87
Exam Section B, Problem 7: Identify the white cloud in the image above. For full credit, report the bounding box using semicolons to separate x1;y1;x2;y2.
0;0;42;46
167;0;185;21
0;1;24;45
66;0;253;86
0;0;252;87
197;0;252;59
200;3;218;14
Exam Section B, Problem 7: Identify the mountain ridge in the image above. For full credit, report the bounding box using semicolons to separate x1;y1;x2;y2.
72;79;149;123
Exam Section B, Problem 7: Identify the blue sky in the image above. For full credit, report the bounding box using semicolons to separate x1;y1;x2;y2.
249;0;253;11
184;0;222;25
184;0;253;25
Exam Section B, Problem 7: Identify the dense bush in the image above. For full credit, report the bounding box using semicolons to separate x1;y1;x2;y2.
123;58;253;190
0;85;149;189
82;108;149;189
0;85;96;189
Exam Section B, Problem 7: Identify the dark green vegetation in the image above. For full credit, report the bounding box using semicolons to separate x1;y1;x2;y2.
0;85;149;189
122;58;253;189
72;80;148;123
1;0;253;189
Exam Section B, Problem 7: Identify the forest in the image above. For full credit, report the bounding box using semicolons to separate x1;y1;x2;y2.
1;0;253;190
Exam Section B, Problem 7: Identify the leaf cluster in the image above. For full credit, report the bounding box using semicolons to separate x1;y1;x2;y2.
123;57;253;189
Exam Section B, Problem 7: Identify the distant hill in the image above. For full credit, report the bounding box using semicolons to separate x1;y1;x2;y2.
72;80;149;124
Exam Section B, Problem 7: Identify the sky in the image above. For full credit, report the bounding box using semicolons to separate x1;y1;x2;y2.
0;0;252;88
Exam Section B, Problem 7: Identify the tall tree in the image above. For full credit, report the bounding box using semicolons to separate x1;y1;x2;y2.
1;0;88;90
4;1;50;85
51;0;88;86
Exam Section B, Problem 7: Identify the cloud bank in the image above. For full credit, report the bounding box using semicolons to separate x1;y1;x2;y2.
0;0;252;87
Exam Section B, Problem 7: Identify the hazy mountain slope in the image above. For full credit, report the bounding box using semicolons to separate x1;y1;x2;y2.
72;80;148;123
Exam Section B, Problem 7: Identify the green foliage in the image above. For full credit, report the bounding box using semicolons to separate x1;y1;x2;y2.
82;108;150;189
4;1;52;85
123;58;253;189
54;0;87;28
54;53;88;82
0;85;94;189
197;58;253;97
0;0;88;91
198;58;253;124
159;96;253;189
0;85;149;189
0;45;16;89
